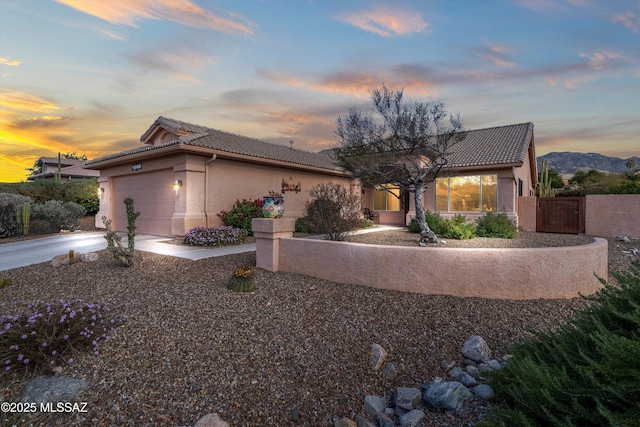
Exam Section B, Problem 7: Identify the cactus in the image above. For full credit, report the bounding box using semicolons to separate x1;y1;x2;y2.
15;203;31;236
228;265;255;292
537;161;554;198
68;249;75;265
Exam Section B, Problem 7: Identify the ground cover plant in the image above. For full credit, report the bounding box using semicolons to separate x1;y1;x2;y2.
1;300;123;375
479;259;640;427
184;225;248;246
218;198;264;234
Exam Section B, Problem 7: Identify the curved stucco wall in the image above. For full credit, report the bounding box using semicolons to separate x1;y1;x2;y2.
275;237;608;300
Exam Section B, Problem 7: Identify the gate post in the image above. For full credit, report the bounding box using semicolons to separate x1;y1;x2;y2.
252;218;295;271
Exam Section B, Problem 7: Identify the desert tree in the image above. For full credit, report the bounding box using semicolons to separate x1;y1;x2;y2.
334;85;466;243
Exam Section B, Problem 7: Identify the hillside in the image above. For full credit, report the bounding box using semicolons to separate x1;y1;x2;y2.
537;152;640;175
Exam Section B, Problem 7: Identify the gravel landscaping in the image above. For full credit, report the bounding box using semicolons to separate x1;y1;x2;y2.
0;229;637;426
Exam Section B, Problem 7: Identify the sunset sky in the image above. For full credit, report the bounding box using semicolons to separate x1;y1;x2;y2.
1;0;639;182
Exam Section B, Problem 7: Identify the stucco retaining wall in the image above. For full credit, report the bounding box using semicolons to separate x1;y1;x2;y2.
254;218;607;300
585;194;640;238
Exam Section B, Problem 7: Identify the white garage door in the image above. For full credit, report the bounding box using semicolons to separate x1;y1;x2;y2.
112;169;174;236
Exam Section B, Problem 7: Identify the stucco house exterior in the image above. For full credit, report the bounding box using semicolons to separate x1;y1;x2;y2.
27;157;99;181
85;117;355;237
86;117;536;237
362;122;537;225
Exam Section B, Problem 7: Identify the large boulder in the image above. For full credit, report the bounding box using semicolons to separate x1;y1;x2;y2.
461;336;492;363
423;379;471;411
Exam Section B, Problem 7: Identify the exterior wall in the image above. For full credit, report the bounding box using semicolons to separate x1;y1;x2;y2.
206;158;355;227
517;196;537;231
585;194;640;238
253;218;607;300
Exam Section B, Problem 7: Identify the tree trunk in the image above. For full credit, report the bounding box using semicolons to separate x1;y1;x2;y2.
414;181;438;243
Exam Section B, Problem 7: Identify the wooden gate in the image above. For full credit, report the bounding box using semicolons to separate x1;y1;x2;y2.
536;197;585;234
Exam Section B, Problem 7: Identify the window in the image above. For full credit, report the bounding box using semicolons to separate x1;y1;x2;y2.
374;185;400;211
435;175;497;212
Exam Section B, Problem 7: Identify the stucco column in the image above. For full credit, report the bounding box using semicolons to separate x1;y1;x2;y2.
252;218;295;271
171;161;206;237
94;176;110;229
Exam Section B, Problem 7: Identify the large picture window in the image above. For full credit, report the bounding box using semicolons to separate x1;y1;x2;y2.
435;175;497;212
374;185;400;211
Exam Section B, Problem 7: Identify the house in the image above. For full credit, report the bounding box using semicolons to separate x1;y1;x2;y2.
361;122;537;226
85;116;355;237
86;118;536;237
27;157;99;181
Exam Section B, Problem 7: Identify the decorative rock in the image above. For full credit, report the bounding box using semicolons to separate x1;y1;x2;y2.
461;336;492;363
375;413;396;427
290;406;300;422
462;358;477;367
335;418;357;427
363;395;386;417
456;372;478;387
487;359;502;370
448;366;463;379
50;255;68;268
418;242;427;247
399;409;426;427
616;236;631;242
80;252;99;262
354;415;377;427
21;376;86;405
473;384;495;400
440;360;456;372
465;365;480;376
383;362;397;380
423;379;471;411
370;344;388;371
394;387;422;410
193;413;230;427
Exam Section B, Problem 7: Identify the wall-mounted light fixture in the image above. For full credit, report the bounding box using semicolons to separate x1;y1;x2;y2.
98;187;104;199
132;163;142;171
173;179;182;195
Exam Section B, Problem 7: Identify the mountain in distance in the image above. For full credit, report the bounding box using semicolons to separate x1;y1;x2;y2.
537;152;640;175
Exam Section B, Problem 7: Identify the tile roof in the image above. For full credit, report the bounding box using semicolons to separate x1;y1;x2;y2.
28;163;99;180
88;116;340;171
445;122;534;168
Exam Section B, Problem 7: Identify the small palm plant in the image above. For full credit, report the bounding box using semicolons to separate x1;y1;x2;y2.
228;265;255;292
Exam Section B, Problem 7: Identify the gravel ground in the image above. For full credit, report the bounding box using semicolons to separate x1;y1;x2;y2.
0;229;638;427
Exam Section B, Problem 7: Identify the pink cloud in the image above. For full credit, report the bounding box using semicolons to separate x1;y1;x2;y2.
336;6;429;37
55;0;255;35
612;11;640;32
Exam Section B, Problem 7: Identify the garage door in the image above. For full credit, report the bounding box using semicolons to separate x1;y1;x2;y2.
112;169;174;236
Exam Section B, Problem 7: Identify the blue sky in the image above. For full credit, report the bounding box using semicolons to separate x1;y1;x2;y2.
1;0;638;182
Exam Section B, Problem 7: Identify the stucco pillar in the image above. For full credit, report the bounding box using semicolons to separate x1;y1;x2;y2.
94;176;110;229
252;218;295;271
171;161;206;237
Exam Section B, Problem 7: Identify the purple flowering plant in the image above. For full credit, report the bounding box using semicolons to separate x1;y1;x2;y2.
0;300;124;375
184;225;249;247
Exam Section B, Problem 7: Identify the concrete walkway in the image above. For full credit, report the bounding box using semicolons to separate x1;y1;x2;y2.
0;232;256;271
0;225;401;271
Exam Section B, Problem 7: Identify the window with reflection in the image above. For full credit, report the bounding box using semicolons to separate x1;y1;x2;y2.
435;175;497;212
374;185;400;211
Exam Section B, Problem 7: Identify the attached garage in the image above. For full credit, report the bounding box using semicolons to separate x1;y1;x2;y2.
112;169;175;236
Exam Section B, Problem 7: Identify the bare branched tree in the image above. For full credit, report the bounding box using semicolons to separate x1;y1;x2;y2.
334;85;466;243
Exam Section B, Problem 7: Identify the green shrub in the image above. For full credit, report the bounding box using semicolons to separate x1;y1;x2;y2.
218;198;264;234
425;210;447;235
604;181;640;194
295;216;317;234
476;211;517;239
0;300;123;374
408;217;420;233
480;260;640;427
0;179;99;214
0;193;32;238
359;218;375;228
0;277;11;289
31;200;85;233
412;212;476;239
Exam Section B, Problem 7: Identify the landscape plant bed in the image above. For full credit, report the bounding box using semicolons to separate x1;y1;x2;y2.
0;244;630;427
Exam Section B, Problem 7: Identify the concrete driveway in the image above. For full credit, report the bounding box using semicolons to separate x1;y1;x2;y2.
0;232;256;271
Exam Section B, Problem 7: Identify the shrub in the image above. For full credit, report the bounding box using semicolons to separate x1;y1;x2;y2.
0;277;11;289
0;179;99;215
305;182;361;241
218;198;264;234
479;260;640;427
227;265;255;292
359;218;375;228
0;300;123;374
184;226;248;247
476;211;517;239
31;200;86;233
604;181;640;194
411;211;476;239
295;216;317;234
0;193;32;238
